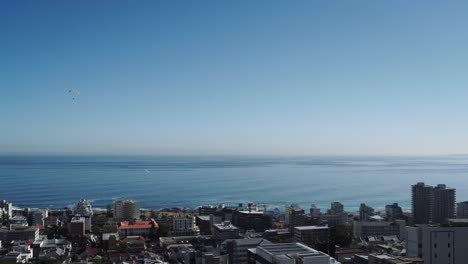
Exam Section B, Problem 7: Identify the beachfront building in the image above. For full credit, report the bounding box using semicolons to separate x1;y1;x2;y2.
412;182;434;224
432;184;456;223
0;200;13;219
457;201;468;218
113;199;140;221
72;199;93;232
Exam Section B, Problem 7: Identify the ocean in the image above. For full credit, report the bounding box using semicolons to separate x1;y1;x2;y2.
1;155;468;212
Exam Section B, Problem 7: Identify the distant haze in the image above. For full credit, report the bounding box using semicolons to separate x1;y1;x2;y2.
2;1;468;156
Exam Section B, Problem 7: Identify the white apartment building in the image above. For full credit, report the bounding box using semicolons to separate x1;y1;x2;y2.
113;199;140;221
407;225;468;264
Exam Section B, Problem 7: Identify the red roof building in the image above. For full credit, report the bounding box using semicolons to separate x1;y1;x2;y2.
118;218;158;237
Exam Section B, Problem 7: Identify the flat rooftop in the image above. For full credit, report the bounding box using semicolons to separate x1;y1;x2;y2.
238;210;264;215
294;226;328;231
196;215;210;221
259;242;321;256
213;223;238;231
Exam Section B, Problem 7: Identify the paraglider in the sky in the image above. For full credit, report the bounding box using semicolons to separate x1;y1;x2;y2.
68;89;80;101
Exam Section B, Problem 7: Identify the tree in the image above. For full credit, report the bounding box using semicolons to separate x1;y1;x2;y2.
149;221;158;241
106;204;112;218
157;222;169;238
330;225;352;247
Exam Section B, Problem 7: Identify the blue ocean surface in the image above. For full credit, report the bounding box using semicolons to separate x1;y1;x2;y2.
1;155;468;212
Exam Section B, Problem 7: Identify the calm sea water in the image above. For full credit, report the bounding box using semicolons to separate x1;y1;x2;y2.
1;155;468;212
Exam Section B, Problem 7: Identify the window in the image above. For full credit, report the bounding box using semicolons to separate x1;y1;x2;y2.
434;243;437;248
448;243;451;248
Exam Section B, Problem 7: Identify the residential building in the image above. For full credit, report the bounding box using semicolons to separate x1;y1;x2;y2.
118;218;158;237
199;205;217;216
68;217;85;236
232;210;272;232
353;221;404;239
247;242;338;264
412;182;433;224
196;215;211;235
44;216;60;227
320;214;348;226
0;200;13;219
294;226;329;250
457;201;468;218
72;199;93;232
385;203;403;221
113;199;140;221
223;238;271;264
9;215;29;229
406;225;468;264
170;216;200;236
0;225;39;243
28;209;48;226
210;213;223;235
212;221;239;242
288;208;306;233
329;202;344;215
432;184;456;223
285;204;301;225
32;237;72;260
310;205;321;217
359;203;374;221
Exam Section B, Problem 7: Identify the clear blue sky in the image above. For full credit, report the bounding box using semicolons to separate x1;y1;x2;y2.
2;1;468;156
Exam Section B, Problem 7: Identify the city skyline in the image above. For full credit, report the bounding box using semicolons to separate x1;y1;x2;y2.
3;1;468;156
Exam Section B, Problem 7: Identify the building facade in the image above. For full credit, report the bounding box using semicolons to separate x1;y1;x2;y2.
457;201;468;218
432;184;456;223
231;210;272;232
113;199;140;221
72;199;93;232
170;216;199;236
353;221;404;239
294;226;329;250
288;208;306;233
412;182;434;224
407;225;468;264
385;203;404;221
118;218;158;237
359;203;374;222
223;238;271;264
212;221;239;243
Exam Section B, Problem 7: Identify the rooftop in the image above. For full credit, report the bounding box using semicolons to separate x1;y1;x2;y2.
119;218;158;229
213;222;238;231
226;238;271;246
294;226;328;231
238;210;264;215
258;242;322;256
196;215;210;221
